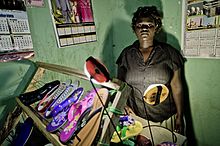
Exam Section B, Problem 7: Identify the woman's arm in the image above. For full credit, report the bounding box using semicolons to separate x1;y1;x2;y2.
170;68;184;134
117;66;126;82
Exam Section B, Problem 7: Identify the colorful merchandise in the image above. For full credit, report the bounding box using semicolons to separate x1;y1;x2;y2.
63;88;109;145
37;82;68;112
111;116;143;143
59;88;98;143
44;81;79;118
46;107;70;132
51;87;84;117
18;80;60;106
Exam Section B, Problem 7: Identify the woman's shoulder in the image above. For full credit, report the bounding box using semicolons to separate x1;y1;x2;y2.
116;41;138;64
156;41;182;55
156;41;185;66
156;41;175;50
120;40;139;54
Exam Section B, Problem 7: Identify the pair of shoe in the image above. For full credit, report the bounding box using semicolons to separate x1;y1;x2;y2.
58;88;98;143
69;88;109;146
45;87;109;146
50;87;83;117
46;87;84;132
44;80;80;118
48;88;108;145
37;82;68;113
18;80;60;106
37;80;78;114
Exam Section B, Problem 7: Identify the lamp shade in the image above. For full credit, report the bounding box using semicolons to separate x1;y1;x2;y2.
143;84;169;106
84;56;110;84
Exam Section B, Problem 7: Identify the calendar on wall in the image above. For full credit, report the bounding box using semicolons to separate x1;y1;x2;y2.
182;0;220;59
0;6;34;62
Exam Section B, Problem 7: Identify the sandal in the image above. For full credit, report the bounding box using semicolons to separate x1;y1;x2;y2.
37;82;68;112
46;87;84;132
18;80;60;106
59;88;98;143
111;115;143;143
44;81;80;118
50;87;84;117
46;106;70;133
67;88;109;146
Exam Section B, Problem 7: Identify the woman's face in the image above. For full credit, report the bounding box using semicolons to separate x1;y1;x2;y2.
134;17;156;42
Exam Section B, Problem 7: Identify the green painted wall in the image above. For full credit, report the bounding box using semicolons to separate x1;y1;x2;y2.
0;0;220;146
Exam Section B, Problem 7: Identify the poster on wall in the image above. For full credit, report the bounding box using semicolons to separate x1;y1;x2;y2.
182;0;220;58
48;0;97;48
0;0;34;62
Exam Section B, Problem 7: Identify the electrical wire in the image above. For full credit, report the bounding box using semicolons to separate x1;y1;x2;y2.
131;86;155;146
89;78;123;143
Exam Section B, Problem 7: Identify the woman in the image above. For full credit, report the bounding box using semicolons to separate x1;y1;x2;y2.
116;6;184;134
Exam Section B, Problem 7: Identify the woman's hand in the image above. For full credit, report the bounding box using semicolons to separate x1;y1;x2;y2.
175;115;184;134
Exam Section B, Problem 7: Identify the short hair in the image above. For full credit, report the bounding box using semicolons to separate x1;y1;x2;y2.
131;6;162;32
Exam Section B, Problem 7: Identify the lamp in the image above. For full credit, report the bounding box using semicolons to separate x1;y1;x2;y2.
84;56;123;143
143;84;169;106
84;56;110;84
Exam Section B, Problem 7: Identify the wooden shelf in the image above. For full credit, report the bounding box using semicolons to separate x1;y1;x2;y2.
16;97;66;146
16;61;131;146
